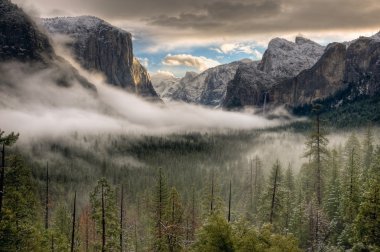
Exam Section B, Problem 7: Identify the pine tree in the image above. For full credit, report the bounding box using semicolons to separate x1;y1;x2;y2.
304;104;329;205
324;149;342;245
0;129;19;218
90;178;120;251
227;180;232;223
165;187;184;252
120;184;125;252
353;147;380;249
0;154;44;251
339;134;362;247
362;124;374;180
71;191;77;252
247;156;263;221
192;213;234;252
283;164;295;233
261;160;283;229
52;203;71;251
153;168;169;251
45;162;50;230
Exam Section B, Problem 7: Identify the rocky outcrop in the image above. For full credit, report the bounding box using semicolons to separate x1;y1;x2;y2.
258;37;324;79
42;16;159;99
0;0;95;91
344;36;380;96
269;42;347;106
152;60;250;106
223;61;276;108
269;34;380;108
223;32;380;110
150;72;180;100
0;0;53;62
222;37;325;108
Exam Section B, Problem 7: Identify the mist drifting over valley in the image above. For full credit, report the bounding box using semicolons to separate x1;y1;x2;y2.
1;0;380;251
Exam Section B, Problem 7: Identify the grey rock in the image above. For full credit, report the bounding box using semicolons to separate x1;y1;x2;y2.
154;60;249;106
223;37;324;108
0;0;95;91
42;16;159;100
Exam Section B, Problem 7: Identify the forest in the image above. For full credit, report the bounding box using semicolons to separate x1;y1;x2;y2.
0;114;380;252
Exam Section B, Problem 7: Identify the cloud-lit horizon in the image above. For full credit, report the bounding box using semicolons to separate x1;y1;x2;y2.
13;0;380;76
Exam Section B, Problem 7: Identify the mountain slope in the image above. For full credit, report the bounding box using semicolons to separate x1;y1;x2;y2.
42;16;159;99
0;0;94;91
271;33;380;110
223;37;325;108
0;0;53;62
258;36;324;79
152;60;250;106
269;42;347;107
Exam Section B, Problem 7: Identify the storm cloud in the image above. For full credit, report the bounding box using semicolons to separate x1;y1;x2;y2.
13;0;380;38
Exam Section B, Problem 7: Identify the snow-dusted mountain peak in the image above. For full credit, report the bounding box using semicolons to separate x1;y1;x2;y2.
42;16;129;37
258;36;324;79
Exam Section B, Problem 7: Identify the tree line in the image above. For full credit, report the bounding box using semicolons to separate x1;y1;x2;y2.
0;115;379;251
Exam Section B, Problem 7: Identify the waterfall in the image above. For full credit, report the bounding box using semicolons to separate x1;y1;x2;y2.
263;92;268;115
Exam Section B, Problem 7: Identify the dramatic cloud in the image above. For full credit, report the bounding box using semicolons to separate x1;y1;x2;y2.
12;0;380;77
14;0;380;38
162;54;220;71
153;70;176;78
213;42;263;59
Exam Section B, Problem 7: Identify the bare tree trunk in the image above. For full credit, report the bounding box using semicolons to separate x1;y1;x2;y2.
228;180;232;222
270;161;279;224
316;112;322;206
191;187;195;240
51;234;54;252
210;168;214;213
158;169;162;243
101;184;106;252
120;185;124;252
45;162;49;229
250;159;253;211
186;217;189;242
134;222;138;252
0;144;5;218
71;191;77;252
85;212;89;252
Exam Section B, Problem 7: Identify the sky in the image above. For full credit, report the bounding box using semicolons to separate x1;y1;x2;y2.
13;0;380;77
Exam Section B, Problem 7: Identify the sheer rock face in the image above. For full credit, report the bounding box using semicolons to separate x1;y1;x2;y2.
223;61;277;108
269;35;380;107
0;0;95;91
344;36;380;96
223;33;380;109
223;37;325;108
42;16;159;99
269;42;347;106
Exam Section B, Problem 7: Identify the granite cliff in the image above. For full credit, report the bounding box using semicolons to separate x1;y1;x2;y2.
0;0;94;91
223;37;325;108
42;16;158;99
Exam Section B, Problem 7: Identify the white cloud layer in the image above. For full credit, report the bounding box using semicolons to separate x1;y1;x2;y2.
0;60;296;139
162;54;220;71
213;42;263;59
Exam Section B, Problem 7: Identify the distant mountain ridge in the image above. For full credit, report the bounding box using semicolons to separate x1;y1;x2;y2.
153;36;326;108
152;59;252;106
